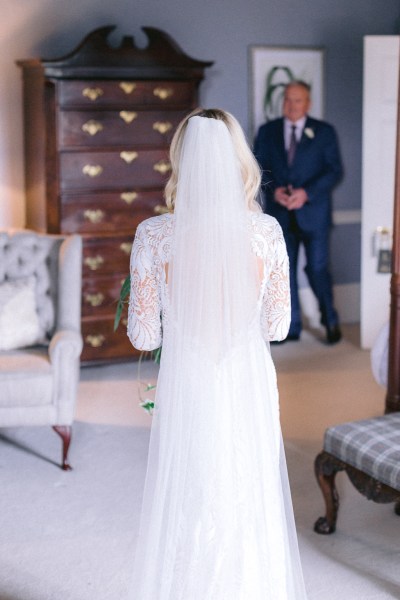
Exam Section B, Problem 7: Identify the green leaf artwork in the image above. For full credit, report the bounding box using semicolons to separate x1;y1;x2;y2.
263;66;312;122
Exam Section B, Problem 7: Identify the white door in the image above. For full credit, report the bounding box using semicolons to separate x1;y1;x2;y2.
361;36;400;349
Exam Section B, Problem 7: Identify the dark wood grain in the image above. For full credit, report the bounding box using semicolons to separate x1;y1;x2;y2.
58;109;186;148
81;316;139;363
386;68;400;413
314;450;400;534
59;149;171;191
58;79;196;107
17;26;212;363
60;190;165;234
52;425;72;470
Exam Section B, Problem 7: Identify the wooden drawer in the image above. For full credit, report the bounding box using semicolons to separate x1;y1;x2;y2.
82;235;133;276
58;80;195;108
82;274;128;317
60;149;171;190
58;109;186;148
81;315;139;362
19;25;211;365
60;190;167;233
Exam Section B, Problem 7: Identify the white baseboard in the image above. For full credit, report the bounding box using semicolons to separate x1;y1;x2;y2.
332;209;361;225
299;282;360;328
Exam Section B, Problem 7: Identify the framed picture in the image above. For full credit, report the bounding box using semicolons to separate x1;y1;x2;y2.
248;45;324;139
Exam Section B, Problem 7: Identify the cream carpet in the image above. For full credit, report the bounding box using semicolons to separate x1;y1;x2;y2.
0;325;399;599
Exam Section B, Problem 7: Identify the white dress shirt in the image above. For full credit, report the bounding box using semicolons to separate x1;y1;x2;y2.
284;116;307;151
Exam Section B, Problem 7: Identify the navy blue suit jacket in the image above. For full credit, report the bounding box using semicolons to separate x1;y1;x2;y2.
254;116;343;234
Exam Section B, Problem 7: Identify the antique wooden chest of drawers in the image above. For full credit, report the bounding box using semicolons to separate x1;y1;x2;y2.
17;26;212;363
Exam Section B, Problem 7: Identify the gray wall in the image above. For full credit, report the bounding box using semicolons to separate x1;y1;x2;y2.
1;0;400;291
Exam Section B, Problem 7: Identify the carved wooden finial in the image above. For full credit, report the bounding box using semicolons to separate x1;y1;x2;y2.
39;25;213;75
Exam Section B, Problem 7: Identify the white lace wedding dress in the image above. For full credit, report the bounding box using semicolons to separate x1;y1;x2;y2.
127;211;308;600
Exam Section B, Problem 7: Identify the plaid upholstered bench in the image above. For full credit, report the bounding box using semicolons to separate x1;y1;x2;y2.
314;413;400;534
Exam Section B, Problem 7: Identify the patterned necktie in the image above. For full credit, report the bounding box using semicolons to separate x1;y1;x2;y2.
287;124;297;166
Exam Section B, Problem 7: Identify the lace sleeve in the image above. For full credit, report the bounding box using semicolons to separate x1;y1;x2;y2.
127;223;162;351
262;222;291;342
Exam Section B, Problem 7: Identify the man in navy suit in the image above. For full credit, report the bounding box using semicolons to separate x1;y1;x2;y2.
254;80;343;344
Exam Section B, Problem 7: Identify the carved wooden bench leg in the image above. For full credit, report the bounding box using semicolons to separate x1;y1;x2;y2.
52;425;72;471
314;451;345;534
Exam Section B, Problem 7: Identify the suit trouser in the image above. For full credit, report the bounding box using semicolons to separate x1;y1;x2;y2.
283;215;338;336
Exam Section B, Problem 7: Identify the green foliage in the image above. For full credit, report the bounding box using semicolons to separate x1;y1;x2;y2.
114;273;161;415
114;274;131;332
152;346;162;364
139;400;155;415
137;349;161;416
145;383;157;392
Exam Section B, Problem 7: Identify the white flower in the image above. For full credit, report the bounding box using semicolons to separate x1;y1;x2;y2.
304;127;315;139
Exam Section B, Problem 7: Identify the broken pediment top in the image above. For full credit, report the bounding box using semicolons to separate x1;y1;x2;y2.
35;25;214;71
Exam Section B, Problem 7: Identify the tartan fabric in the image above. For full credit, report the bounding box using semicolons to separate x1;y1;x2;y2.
324;413;400;491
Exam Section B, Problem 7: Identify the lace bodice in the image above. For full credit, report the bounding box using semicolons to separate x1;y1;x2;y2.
127;212;290;351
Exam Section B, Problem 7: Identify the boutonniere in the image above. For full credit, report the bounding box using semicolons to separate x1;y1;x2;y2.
304;127;315;139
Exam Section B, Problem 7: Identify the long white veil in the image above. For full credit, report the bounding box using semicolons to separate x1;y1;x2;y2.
128;114;308;600
169;115;260;362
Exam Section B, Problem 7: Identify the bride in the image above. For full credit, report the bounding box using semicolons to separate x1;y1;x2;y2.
127;108;308;599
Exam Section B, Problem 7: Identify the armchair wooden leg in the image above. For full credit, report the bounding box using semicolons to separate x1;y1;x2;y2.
314;451;344;534
52;425;72;471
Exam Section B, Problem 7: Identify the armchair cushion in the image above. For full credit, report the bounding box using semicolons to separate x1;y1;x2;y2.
0;277;43;350
324;413;400;491
0;348;52;407
0;231;58;339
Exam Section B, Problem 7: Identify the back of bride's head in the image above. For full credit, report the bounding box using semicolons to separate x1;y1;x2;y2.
165;108;261;212
167;109;261;360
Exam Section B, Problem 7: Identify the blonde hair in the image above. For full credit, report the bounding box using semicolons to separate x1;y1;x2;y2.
164;108;261;212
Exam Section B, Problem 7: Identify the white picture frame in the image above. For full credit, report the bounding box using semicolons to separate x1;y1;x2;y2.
248;45;325;139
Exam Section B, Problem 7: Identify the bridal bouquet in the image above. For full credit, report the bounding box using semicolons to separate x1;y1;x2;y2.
114;274;160;415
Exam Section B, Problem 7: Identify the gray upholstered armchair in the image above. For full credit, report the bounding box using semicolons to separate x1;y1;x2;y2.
0;230;83;470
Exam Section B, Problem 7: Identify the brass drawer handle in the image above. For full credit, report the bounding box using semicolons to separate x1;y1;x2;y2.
153;204;170;215
153;121;173;135
84;255;104;271
85;334;105;348
153;160;172;175
82;87;104;101
153;87;173;100
82;120;104;136
119;82;137;94
120;242;133;255
84;293;105;307
120;111;137;124
120;151;138;164
120;191;138;204
83;164;103;178
84;209;105;224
